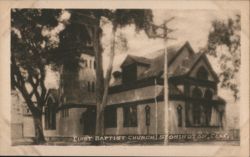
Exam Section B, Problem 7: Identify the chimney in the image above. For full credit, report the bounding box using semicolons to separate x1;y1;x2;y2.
112;71;122;85
113;71;122;80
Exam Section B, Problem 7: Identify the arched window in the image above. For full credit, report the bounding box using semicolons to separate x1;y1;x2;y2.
197;66;208;80
45;98;56;130
177;105;183;127
145;105;151;126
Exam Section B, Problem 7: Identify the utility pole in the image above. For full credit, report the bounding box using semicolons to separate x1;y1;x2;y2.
148;17;176;145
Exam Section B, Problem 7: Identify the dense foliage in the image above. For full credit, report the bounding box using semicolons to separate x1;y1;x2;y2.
205;15;240;100
11;9;154;143
11;9;63;144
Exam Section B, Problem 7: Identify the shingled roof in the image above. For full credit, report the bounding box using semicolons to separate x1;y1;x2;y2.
138;42;197;79
170;52;203;77
113;41;219;85
121;54;151;68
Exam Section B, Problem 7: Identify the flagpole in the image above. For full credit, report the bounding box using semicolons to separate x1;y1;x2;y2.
148;17;175;145
154;78;158;138
164;36;169;145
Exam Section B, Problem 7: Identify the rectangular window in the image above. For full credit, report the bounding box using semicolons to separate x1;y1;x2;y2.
92;82;95;92
94;60;96;69
104;106;117;128
85;59;88;67
83;59;88;67
123;105;137;127
88;81;91;92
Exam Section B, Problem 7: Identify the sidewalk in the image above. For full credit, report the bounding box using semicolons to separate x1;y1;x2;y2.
12;137;240;146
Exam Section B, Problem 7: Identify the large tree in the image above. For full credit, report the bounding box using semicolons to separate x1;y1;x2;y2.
11;9;62;144
68;9;154;136
11;9;155;144
204;14;240;100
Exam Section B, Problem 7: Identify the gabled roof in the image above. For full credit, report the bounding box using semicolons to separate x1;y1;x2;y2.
186;53;219;82
170;52;203;77
137;41;196;79
121;54;151;68
121;41;194;69
144;41;195;65
116;41;219;82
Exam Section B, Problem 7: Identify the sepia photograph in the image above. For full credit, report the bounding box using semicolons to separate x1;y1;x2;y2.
0;0;249;156
10;8;241;146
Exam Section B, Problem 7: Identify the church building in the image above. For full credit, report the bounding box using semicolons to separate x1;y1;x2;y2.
43;41;226;137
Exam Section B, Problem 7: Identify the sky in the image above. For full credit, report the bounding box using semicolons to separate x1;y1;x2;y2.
45;9;239;105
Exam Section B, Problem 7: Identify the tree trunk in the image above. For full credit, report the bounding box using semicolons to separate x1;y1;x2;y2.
32;111;46;144
11;56;47;144
94;25;105;136
94;23;116;137
101;27;116;135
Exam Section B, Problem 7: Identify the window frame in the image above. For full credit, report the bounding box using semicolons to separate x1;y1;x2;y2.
177;105;183;127
145;105;151;126
123;105;138;127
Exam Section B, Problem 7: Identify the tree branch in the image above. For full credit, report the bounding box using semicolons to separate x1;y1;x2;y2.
11;56;25;88
27;67;42;103
11;56;40;113
39;65;47;107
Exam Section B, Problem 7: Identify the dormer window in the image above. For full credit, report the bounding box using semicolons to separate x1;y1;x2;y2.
121;55;151;84
197;66;208;80
122;63;137;84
